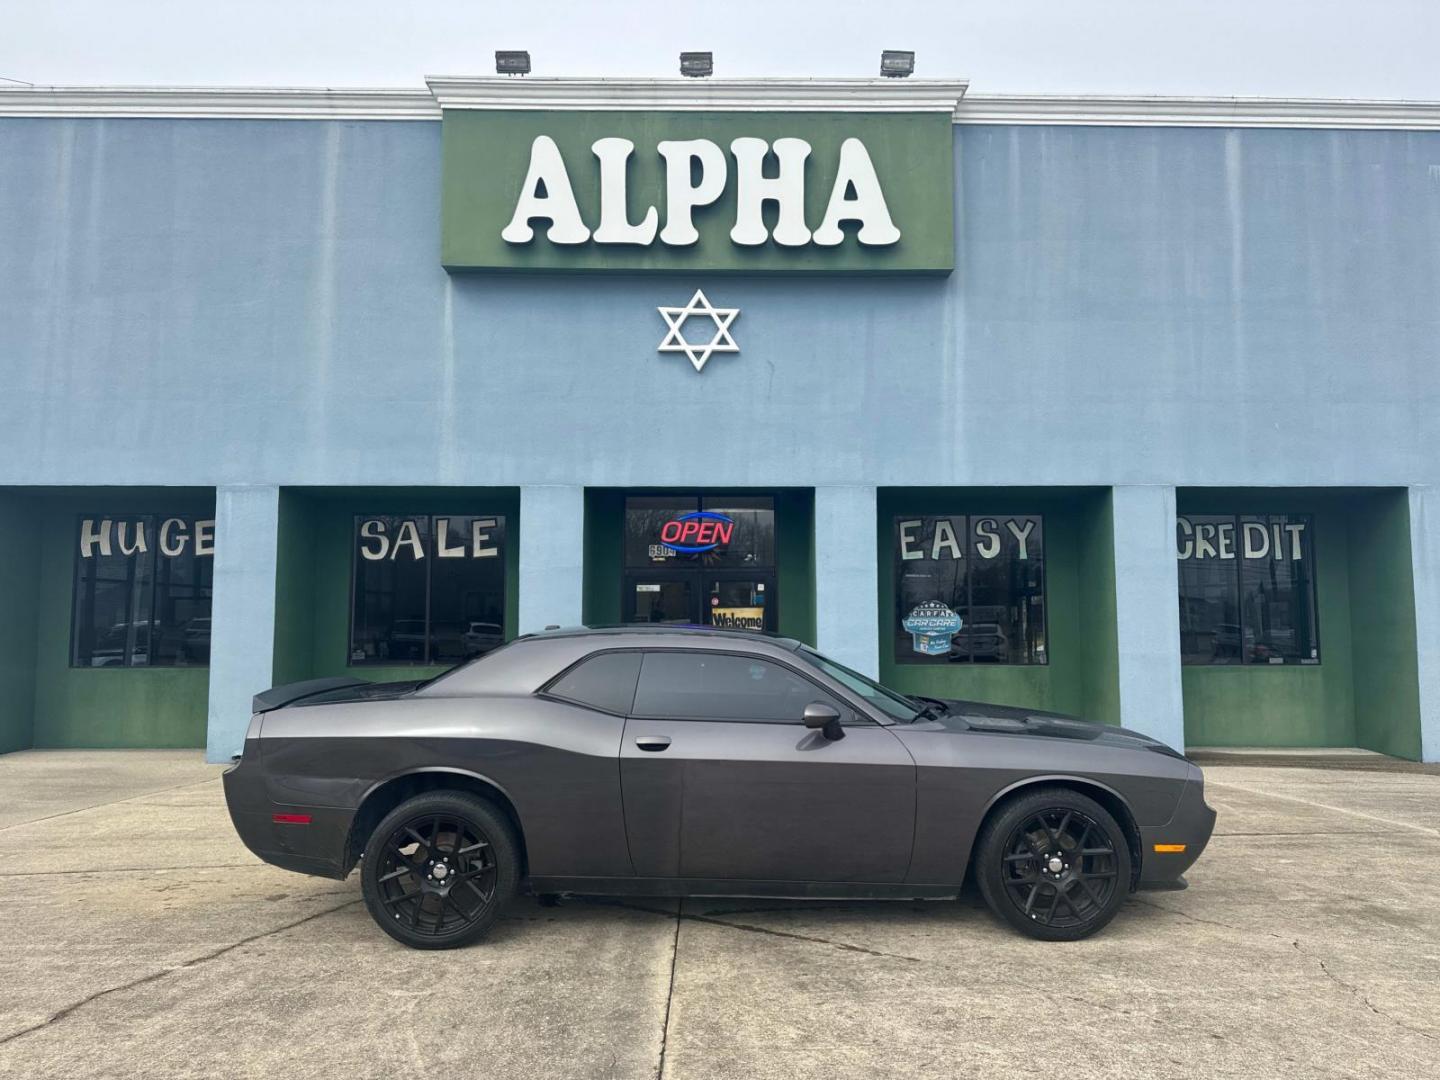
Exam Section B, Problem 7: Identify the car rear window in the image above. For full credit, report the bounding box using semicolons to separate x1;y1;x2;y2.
545;651;643;715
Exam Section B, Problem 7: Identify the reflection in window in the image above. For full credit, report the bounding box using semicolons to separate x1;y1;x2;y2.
893;516;1046;666
71;515;214;667
1177;514;1320;666
632;651;838;721
350;515;506;666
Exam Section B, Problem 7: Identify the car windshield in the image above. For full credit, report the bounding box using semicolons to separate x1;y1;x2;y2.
793;646;923;722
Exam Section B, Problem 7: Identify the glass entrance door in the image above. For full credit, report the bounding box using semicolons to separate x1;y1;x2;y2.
621;494;780;632
703;575;774;631
626;576;697;625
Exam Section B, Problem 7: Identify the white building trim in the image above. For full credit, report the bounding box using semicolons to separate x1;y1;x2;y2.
2;82;1439;131
956;93;1440;130
0;86;438;120
425;76;969;113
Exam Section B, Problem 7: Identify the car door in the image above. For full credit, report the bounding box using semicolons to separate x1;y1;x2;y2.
619;649;916;884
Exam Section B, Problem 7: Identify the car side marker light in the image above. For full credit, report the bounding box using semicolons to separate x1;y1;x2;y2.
1153;843;1186;853
273;813;313;825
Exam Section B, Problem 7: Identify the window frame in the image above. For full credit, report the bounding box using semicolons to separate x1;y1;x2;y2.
346;512;508;668
891;513;1049;667
626;647;875;726
1176;511;1322;668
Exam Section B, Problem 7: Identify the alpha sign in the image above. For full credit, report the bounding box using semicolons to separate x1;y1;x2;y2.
440;110;954;273
502;135;899;249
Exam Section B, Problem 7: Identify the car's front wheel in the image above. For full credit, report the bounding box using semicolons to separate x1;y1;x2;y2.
360;792;519;949
974;787;1132;941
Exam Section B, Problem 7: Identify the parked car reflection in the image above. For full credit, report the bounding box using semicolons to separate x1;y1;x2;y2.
949;623;1009;663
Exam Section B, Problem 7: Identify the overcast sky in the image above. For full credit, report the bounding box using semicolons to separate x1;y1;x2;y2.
2;0;1437;99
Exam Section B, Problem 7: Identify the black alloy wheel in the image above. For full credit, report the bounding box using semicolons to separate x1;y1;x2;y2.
361;792;519;949
974;787;1132;941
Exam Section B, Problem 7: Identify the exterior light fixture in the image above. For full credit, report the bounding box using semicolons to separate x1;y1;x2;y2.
495;50;531;76
680;52;713;78
880;50;915;78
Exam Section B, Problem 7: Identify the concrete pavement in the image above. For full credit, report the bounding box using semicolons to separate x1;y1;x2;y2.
0;751;1436;1079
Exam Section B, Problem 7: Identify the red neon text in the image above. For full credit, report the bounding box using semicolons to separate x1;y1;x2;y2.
660;519;734;547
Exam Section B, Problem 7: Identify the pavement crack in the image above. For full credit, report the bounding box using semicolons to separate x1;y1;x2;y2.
1127;896;1277;939
583;898;922;963
1293;941;1437;1043
0;777;221;833
1134;900;1436;1044
0;862;255;878
655;901;681;1080
0;897;363;1046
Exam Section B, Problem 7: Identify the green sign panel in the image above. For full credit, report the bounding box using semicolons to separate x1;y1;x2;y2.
440;110;955;274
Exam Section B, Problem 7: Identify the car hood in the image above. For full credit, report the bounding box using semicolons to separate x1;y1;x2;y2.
914;697;1187;759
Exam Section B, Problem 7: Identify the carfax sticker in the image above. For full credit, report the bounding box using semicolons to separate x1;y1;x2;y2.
902;601;963;656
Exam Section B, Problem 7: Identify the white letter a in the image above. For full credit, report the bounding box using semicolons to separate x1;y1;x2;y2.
813;138;900;247
501;135;591;245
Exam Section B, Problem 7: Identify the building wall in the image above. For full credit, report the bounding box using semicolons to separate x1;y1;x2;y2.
3;119;1437;492
1;113;1437;757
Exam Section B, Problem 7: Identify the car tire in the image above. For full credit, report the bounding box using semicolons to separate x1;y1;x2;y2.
360;791;520;950
974;787;1132;942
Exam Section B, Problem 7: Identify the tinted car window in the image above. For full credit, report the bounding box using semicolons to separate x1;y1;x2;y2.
632;651;837;722
546;651;643;715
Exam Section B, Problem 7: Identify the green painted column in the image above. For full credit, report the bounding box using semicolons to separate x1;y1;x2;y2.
0;492;39;753
1111;486;1185;751
205;486;280;763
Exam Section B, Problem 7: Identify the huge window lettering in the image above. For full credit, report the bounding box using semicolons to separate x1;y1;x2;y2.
894;516;1046;665
1177;515;1320;666
71;515;214;668
350;515;507;666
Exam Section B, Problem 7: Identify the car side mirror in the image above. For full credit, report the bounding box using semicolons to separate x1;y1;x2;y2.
803;702;845;741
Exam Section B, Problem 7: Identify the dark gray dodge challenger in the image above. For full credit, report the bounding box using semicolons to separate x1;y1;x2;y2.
224;626;1215;949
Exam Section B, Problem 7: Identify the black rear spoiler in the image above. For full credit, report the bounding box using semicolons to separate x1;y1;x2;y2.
252;677;369;714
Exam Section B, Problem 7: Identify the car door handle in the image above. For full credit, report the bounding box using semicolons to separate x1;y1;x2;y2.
634;736;672;752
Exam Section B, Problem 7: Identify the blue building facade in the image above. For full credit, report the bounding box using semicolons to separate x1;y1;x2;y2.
1;78;1437;762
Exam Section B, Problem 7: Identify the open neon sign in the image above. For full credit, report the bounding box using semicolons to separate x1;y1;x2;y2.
659;511;734;553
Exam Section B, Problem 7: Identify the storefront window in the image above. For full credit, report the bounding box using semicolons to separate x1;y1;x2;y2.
893;515;1046;665
1177;514;1320;665
350;515;506;666
71;515;214;667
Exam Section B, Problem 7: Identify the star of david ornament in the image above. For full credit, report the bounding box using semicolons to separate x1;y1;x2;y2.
656;289;740;373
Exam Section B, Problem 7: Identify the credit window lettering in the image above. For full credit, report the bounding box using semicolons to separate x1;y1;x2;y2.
1176;514;1320;666
893;515;1047;665
350;515;507;666
71;515;214;668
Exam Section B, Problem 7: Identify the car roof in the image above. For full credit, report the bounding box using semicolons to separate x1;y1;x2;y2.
419;623;808;699
524;623;805;651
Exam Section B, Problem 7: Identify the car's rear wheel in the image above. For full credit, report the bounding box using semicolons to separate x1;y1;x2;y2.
360;792;519;949
974;787;1131;941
